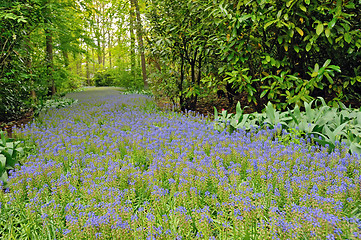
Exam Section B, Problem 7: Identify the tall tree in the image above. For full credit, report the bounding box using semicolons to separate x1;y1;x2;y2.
43;2;55;95
129;0;136;81
132;0;148;89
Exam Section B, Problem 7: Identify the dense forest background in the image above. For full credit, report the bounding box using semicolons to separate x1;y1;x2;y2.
1;0;360;123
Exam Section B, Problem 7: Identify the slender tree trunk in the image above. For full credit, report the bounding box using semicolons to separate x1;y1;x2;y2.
100;2;106;67
24;34;36;102
92;47;95;73
86;47;90;85
108;29;112;68
45;28;55;95
76;54;82;76
132;0;148;89
96;14;102;67
129;2;136;81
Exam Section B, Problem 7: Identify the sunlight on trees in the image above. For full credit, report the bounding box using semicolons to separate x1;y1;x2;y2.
1;0;360;122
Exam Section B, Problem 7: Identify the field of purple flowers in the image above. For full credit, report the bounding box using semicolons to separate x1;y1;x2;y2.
1;87;361;239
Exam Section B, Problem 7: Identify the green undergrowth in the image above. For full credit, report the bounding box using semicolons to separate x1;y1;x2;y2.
214;97;361;155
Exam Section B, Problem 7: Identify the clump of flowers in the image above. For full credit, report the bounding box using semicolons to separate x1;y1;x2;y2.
1;89;360;239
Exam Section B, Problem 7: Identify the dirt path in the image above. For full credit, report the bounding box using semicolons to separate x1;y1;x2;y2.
65;87;124;102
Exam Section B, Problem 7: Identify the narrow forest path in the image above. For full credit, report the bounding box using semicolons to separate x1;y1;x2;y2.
65;87;125;102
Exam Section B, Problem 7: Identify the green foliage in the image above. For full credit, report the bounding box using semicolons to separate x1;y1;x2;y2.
0;131;23;187
146;0;215;110
93;67;144;90
0;77;32;122
122;89;153;96
214;98;361;155
211;0;361;108
34;97;78;117
94;71;116;87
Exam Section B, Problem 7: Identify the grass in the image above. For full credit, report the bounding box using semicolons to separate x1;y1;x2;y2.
0;87;360;239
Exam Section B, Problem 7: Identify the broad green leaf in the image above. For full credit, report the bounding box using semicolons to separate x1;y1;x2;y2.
293;45;300;53
214;107;218;121
0;171;8;185
333;122;348;137
324;72;334;84
260;90;268;98
284;44;288;52
0;131;6;146
264;20;276;30
328;18;337;29
344;33;352;43
323;59;331;67
325;28;331;38
299;4;307;12
324;125;335;143
316;23;324;35
305;0;310;4
295;27;304;36
0;155;6;172
350;142;361;156
311;63;319;77
236;102;242;115
265;102;276;125
306;43;312;52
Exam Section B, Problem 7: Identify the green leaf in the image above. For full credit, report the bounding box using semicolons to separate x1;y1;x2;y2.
0;155;6;172
265;102;276;125
293;45;300;53
295;27;304;36
286;0;293;7
236;102;242;115
328;18;337;29
324;72;334;84
344;33;352;43
0;131;6;146
260;90;268;98
311;63;319;77
299;4;307;12
325;28;331;38
214;107;218;120
306;42;312;52
350;142;361;155
0;171;8;185
316;23;324;35
305;0;310;4
264;20;276;30
323;59;331;68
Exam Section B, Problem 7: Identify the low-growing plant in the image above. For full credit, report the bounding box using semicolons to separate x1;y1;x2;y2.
34;97;78;117
122;89;153;96
0;131;23;187
214;98;361;155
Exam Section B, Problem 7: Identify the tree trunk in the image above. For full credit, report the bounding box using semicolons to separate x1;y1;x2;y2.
92;47;95;73
108;29;112;68
86;48;90;85
129;2;136;81
76;54;82;76
45;28;55;95
132;0;148;89
95;14;102;67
